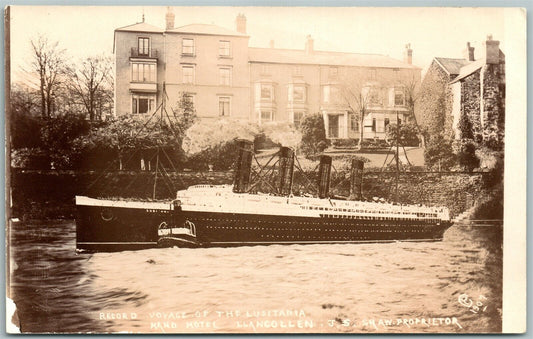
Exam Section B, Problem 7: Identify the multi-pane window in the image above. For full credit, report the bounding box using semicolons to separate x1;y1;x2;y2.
329;67;338;79
219;97;230;116
131;63;156;82
393;68;400;79
394;92;405;106
350;114;359;131
181;94;195;117
261;110;272;123
260;64;270;75
384;118;390;130
371;118;377;132
292;86;305;102
293;111;305;128
261;84;272;100
138;37;150;56
370;69;377;80
182;65;194;84
219;67;231;86
219;40;231;57
182;38;194;55
323;85;341;103
369;88;381;105
132;95;155;114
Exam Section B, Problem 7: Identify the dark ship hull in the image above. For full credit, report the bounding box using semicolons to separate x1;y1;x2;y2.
76;195;452;251
76;140;453;252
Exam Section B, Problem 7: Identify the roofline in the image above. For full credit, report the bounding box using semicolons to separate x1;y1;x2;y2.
248;60;421;70
115;28;164;34
248;47;421;70
164;30;249;38
249;46;385;57
449;63;483;84
432;58;452;76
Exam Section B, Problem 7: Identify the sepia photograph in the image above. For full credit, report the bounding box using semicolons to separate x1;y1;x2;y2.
5;5;526;334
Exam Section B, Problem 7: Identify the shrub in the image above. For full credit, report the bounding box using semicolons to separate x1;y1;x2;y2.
386;122;420;147
331;138;359;149
299;113;328;158
185;139;240;171
457;140;480;171
360;138;390;149
424;134;456;170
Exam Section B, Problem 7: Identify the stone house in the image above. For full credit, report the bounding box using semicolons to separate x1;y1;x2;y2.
113;9;420;140
417;37;505;150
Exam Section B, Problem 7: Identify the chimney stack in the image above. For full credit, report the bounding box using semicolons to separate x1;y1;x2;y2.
305;35;314;54
278;147;295;196
348;158;364;200
403;43;412;65
232;139;254;193
317;155;332;199
484;34;500;65
235;13;246;34
165;7;175;30
462;42;475;61
269;40;275;48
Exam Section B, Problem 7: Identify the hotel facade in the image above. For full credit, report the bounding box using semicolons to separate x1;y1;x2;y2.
114;10;421;140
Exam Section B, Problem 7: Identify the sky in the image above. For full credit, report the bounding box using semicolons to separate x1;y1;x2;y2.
9;6;507;84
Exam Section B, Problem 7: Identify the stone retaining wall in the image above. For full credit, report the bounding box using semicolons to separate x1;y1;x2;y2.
11;169;488;219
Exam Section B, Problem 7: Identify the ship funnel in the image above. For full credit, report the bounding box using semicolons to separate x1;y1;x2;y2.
232;139;254;193
317;155;332;198
349;158;364;200
278;146;295;196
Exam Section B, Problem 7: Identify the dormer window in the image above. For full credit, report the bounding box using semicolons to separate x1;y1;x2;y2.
182;38;194;56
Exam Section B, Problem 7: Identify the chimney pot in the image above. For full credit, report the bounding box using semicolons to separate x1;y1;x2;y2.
165;7;175;30
269;40;275;48
463;41;475;61
403;43;413;65
484;35;500;64
305;35;314;54
235;13;247;34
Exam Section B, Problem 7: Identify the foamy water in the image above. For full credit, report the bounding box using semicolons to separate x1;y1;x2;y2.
9;220;502;333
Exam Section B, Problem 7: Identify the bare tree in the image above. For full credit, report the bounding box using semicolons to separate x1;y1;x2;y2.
338;69;376;149
67;55;113;121
10;82;39;117
29;35;67;118
398;73;426;148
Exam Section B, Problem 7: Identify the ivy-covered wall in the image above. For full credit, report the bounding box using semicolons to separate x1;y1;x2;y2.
416;60;454;140
461;69;482;143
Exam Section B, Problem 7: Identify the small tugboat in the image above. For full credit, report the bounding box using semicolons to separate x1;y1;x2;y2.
75;139;453;251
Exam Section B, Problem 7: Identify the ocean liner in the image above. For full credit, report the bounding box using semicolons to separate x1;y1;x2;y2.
75;140;453;251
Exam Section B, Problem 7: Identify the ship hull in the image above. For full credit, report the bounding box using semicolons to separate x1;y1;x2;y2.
76;202;452;251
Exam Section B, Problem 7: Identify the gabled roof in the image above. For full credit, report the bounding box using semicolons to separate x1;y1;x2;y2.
248;48;420;69
434;57;471;76
167;24;248;37
115;22;164;33
450;58;485;84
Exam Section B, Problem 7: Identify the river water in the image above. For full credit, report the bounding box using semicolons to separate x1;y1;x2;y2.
8;220;502;334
